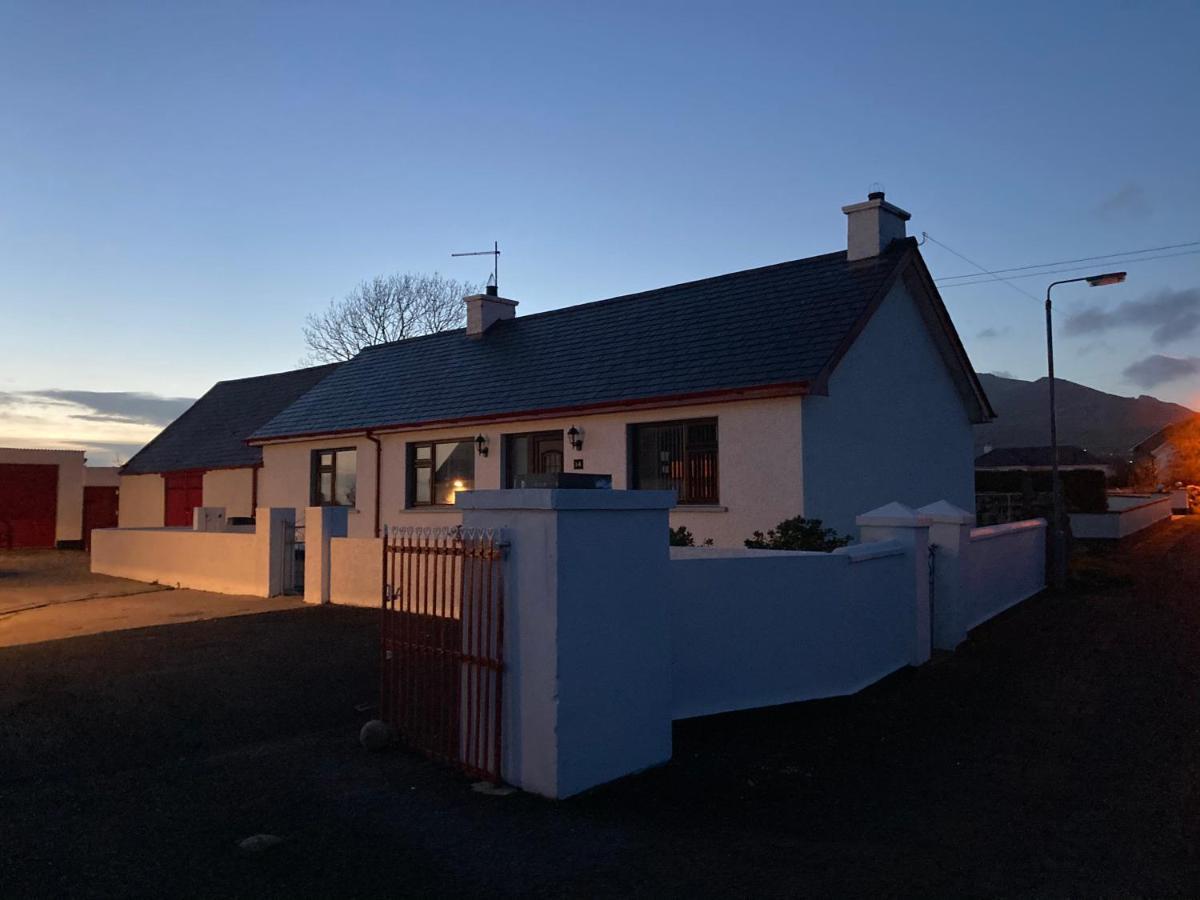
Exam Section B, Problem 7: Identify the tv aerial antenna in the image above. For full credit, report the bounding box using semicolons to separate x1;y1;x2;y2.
451;240;500;292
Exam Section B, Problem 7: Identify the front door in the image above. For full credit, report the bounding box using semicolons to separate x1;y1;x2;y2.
504;431;564;487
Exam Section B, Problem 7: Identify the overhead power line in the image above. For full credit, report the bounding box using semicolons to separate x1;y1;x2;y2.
937;248;1200;290
920;232;1042;303
936;238;1200;283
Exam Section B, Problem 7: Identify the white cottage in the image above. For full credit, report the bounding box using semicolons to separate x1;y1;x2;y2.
241;193;993;545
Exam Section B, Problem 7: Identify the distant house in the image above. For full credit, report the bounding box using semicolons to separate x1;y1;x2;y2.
976;445;1117;479
1133;416;1200;484
118;365;339;527
231;192;993;544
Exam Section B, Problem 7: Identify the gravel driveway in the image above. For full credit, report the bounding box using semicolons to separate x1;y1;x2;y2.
0;549;167;614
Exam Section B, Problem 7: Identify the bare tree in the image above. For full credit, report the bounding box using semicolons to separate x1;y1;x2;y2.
302;272;480;363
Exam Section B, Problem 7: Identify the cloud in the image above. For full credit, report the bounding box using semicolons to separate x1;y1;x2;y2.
1062;287;1200;346
988;370;1017;379
1122;354;1200;389
27;389;192;426
976;326;1011;340
1094;183;1152;220
0;388;194;466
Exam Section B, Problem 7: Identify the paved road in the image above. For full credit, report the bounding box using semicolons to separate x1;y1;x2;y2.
0;518;1198;897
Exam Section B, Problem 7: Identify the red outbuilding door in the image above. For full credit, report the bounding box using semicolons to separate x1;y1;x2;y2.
82;486;119;551
163;470;205;527
0;463;59;549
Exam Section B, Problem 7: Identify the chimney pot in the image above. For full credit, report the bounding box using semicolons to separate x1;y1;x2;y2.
841;192;911;261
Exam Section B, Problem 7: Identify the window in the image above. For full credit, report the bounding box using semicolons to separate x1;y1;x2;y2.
408;439;475;506
632;418;718;505
311;448;357;507
504;430;564;487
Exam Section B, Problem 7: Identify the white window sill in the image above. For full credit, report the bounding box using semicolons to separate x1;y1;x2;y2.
400;507;463;514
673;505;728;513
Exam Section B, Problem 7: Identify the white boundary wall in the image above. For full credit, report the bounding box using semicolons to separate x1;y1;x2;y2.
669;541;911;719
90;508;294;597
1071;494;1173;540
300;492;1046;798
921;501;1046;649
329;537;383;607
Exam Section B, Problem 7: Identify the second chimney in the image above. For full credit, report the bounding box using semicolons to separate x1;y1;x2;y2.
841;191;911;261
465;284;518;338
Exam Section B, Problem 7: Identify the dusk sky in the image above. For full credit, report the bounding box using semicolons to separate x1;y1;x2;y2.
2;1;1198;464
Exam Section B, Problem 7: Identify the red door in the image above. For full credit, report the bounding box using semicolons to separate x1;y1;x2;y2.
0;463;58;549
83;486;119;551
163;470;204;527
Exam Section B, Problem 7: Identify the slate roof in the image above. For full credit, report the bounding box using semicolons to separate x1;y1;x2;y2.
251;241;940;441
975;446;1100;468
122;364;340;475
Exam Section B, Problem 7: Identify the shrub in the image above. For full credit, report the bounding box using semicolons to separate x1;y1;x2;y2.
669;526;696;547
744;516;851;552
669;526;712;547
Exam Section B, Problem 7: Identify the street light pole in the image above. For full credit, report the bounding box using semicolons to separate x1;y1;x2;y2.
1044;271;1127;590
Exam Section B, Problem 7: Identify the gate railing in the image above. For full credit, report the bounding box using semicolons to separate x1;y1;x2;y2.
381;526;505;783
281;520;305;595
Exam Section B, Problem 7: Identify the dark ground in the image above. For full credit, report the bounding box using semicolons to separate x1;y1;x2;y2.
2;518;1200;898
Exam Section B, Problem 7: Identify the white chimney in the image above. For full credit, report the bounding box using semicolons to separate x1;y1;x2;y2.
841;191;911;261
464;284;518;338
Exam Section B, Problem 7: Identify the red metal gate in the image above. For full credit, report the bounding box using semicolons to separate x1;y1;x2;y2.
381;527;505;782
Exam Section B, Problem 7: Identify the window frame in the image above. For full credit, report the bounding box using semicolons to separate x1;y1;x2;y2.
310;447;358;508
407;438;477;507
630;417;720;506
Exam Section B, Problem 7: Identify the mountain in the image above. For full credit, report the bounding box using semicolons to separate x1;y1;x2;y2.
974;373;1197;457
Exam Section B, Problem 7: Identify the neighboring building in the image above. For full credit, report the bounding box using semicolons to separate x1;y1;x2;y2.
118;364;340;528
0;448;118;548
242;193;993;544
1134;416;1200;484
975;445;1118;479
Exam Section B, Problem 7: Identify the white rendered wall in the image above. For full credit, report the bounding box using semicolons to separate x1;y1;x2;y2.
92;529;265;595
1071;494;1173;539
961;520;1046;632
0;447;86;543
91;508;293;596
329;537;383;606
800;280;977;536
459;489;675;799
258;395;802;547
118;473;165;527
202;467;255;518
668;541;912;720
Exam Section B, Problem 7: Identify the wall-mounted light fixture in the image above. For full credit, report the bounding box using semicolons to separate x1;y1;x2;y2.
475;434;489;457
567;426;584;452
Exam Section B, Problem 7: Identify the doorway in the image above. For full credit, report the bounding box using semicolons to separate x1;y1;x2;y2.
504;431;564;487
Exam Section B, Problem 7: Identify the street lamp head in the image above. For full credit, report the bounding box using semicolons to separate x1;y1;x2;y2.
1086;271;1127;287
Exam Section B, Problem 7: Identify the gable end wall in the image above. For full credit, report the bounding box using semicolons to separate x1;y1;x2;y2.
800;279;976;535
